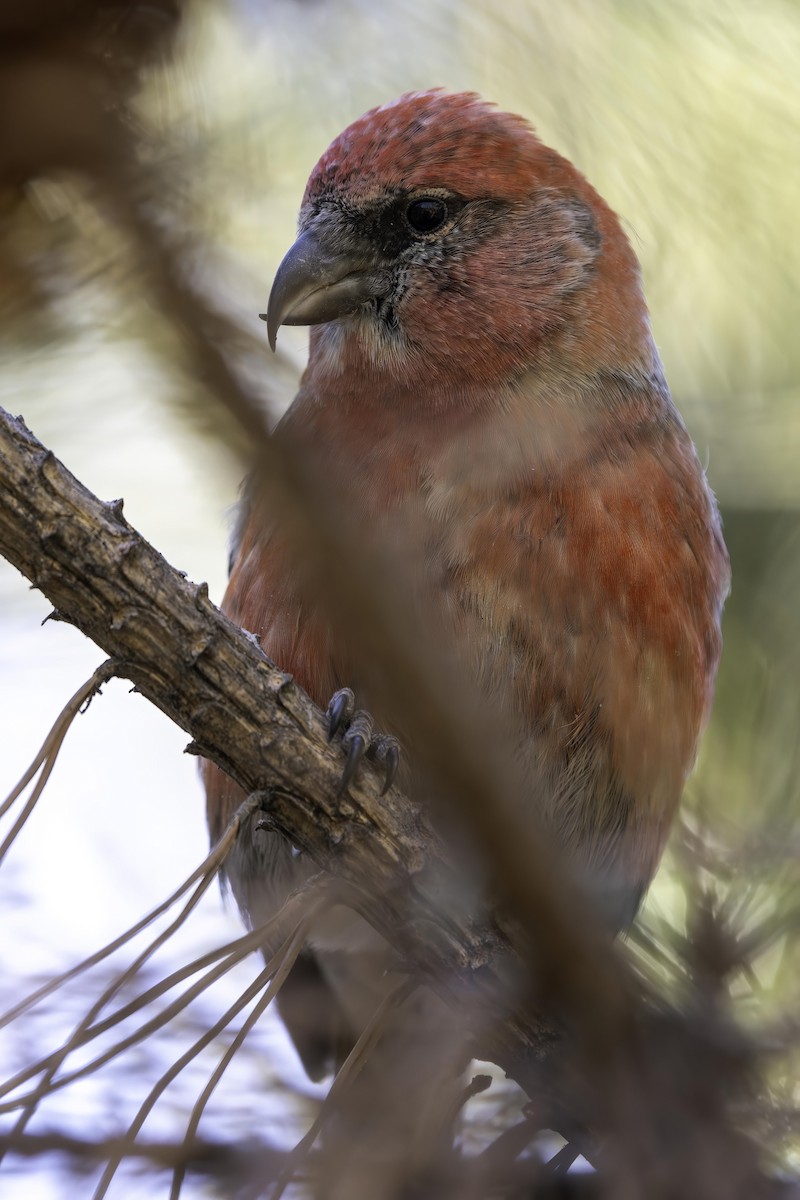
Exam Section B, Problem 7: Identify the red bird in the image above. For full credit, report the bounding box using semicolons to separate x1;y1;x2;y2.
204;91;730;1079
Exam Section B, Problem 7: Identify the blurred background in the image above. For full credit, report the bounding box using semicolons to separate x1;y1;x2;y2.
0;0;798;1195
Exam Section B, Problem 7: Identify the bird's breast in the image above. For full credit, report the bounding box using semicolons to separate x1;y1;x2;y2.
226;380;728;897
420;402;728;888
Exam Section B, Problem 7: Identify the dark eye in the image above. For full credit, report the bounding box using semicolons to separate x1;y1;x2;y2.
405;197;448;234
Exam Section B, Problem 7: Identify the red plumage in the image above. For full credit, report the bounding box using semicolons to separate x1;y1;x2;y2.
204;90;730;1077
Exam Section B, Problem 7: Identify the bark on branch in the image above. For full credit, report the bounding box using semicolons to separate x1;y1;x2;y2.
0;404;553;1080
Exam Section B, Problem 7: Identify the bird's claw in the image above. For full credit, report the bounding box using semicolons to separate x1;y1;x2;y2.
373;735;400;795
326;688;401;796
327;687;354;741
338;709;373;795
339;735;366;795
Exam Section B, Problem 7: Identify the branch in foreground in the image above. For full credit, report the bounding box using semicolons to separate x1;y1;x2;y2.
0;405;550;1076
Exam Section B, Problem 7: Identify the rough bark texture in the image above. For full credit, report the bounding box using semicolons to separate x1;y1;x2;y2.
0;404;554;1079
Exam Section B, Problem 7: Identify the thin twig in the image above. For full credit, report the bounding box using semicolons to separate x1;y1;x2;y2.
92;905;325;1200
168;919;315;1199
0;787;260;1035
0;792;261;1150
0;660;121;861
270;976;418;1200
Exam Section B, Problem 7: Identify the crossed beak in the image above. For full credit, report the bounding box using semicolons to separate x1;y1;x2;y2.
261;223;380;351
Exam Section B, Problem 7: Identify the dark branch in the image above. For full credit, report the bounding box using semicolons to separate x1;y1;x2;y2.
0;405;553;1081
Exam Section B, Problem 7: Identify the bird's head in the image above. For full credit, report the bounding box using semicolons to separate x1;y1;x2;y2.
265;91;656;401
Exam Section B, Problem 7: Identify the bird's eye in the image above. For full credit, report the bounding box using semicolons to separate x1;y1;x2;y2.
405;197;448;235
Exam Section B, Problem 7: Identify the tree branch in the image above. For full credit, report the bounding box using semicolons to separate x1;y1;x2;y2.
0;404;553;1076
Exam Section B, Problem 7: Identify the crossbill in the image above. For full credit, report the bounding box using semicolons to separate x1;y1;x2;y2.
204;90;730;1080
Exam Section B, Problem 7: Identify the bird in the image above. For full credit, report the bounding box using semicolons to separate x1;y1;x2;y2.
203;89;730;1085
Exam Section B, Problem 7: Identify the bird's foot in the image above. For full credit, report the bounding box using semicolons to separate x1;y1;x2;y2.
325;687;400;796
